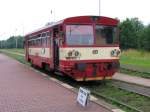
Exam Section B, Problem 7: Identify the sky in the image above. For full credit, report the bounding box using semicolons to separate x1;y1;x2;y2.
0;0;150;40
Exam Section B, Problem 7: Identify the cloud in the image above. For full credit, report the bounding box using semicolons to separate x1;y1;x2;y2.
0;0;149;40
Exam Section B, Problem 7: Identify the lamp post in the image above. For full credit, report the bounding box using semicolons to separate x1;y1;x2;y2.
15;29;18;48
16;37;18;48
99;0;101;16
50;9;55;22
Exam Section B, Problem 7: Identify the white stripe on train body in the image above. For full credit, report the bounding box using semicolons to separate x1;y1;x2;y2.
60;47;120;60
28;48;51;58
28;47;120;60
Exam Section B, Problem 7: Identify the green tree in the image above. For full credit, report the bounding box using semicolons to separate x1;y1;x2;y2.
0;40;7;48
6;36;16;48
0;36;24;49
138;25;150;51
119;18;144;49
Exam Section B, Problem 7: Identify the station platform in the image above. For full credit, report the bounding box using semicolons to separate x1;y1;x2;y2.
0;53;112;112
113;73;150;88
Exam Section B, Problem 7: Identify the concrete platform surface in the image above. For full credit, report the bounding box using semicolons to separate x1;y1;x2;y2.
0;53;111;112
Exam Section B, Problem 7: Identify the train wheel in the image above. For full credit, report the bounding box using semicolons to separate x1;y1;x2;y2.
44;64;51;72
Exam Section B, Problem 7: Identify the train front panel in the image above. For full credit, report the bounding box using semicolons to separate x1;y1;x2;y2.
59;46;120;81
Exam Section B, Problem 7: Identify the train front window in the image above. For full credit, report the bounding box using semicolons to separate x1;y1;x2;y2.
66;25;94;45
95;25;118;45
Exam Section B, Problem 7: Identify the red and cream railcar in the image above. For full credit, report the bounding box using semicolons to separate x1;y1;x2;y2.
25;16;120;81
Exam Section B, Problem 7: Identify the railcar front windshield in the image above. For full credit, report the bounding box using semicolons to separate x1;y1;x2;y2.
66;25;94;45
95;25;118;45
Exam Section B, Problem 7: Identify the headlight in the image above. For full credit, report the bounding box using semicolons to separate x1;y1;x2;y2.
67;50;81;59
68;51;73;57
75;51;79;57
111;49;120;57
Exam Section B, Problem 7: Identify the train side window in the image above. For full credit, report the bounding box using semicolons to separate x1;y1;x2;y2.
31;40;33;46
28;41;30;46
31;40;34;46
42;33;46;37
32;40;34;46
44;38;46;46
41;32;47;46
47;31;52;45
41;38;43;46
46;36;49;46
42;37;44;46
37;34;41;38
36;39;38;46
41;37;47;46
29;40;31;46
47;32;50;36
30;39;32;46
45;37;47;46
36;39;37;46
30;41;32;46
39;38;41;46
37;39;39;46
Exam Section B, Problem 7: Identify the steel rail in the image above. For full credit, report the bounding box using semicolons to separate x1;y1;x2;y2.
92;91;143;112
111;80;150;98
120;67;150;78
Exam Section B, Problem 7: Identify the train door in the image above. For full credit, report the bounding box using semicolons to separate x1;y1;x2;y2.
53;28;59;69
49;30;53;66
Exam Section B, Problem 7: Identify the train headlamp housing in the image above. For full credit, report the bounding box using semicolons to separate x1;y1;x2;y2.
111;49;121;57
68;51;73;57
74;51;79;57
66;50;81;60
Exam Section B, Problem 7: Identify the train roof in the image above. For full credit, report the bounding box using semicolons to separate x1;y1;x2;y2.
25;16;119;37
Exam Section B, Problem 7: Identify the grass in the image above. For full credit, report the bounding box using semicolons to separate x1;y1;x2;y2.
120;49;150;78
90;82;150;112
0;49;28;65
69;80;150;112
0;48;25;54
7;48;25;54
120;49;150;69
0;49;150;112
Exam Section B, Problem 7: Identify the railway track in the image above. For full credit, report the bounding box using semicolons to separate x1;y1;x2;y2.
44;73;150;112
92;91;143;112
56;77;150;112
121;64;150;74
73;80;149;112
111;80;150;98
120;67;150;79
66;80;146;112
45;72;148;112
78;80;149;112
